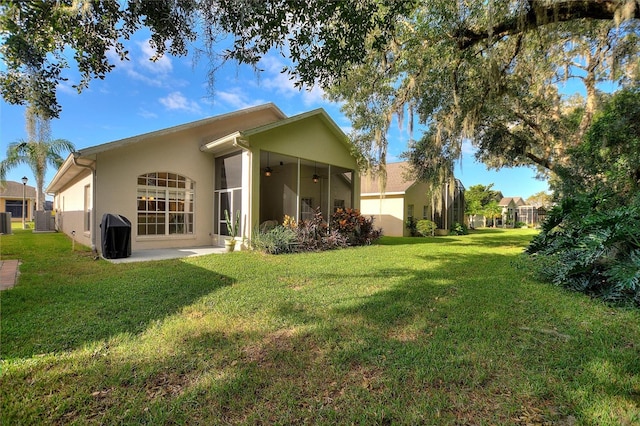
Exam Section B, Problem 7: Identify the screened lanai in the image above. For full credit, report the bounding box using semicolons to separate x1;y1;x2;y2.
259;150;355;226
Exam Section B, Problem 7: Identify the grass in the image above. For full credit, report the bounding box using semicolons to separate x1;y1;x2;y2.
1;228;639;425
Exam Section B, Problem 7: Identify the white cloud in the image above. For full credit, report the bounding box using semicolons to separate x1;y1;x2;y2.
138;40;173;74
57;80;78;96
159;91;201;114
216;89;265;110
461;139;477;155
106;39;181;88
257;55;327;107
138;108;158;119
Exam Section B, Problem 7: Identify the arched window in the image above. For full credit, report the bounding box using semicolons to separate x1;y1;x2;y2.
137;172;194;236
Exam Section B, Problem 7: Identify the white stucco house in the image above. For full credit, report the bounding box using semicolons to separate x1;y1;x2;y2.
46;104;360;256
360;162;465;236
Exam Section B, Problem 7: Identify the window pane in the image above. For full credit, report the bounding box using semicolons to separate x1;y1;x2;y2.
137;172;195;236
215;152;242;189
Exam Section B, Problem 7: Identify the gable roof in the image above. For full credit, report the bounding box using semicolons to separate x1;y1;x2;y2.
47;103;287;193
361;162;416;195
78;103;285;158
200;108;349;153
499;197;526;207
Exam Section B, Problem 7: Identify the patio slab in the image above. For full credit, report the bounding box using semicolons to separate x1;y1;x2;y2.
105;246;227;264
0;260;20;290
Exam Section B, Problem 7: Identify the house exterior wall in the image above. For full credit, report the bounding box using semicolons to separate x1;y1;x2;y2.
94;128;215;252
360;179;466;236
361;194;405;237
247;115;360;231
54;171;93;248
405;183;431;220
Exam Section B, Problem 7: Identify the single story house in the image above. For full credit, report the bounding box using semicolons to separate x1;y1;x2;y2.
46;104;360;255
498;196;541;227
360;161;465;236
0;180;36;222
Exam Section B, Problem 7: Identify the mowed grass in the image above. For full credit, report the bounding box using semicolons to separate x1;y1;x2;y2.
1;229;639;425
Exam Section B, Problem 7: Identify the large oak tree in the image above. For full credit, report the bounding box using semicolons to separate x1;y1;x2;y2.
2;1;638;184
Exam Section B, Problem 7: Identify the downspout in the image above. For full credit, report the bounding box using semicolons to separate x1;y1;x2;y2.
72;153;97;252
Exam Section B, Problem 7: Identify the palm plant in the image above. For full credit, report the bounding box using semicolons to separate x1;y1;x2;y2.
483;200;503;228
0;109;75;211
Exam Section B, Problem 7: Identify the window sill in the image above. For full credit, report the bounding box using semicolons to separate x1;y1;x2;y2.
135;234;196;242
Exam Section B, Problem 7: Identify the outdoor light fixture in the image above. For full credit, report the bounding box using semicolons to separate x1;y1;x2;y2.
264;152;272;177
21;176;28;229
312;163;319;183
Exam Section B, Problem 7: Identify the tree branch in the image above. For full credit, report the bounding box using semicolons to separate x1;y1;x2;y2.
456;0;639;49
525;151;553;171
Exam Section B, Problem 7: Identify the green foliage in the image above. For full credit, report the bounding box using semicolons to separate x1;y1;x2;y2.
405;217;418;237
416;219;437;237
529;89;640;306
3;228;640;424
483;200;502;227
0;109;75;210
449;222;468;236
330;207;382;246
527;192;640;305
1;0;415;118
465;184;502;209
224;209;240;237
252;208;382;254
294;208;348;252
558;87;640;199
250;225;298;254
328;2;639;186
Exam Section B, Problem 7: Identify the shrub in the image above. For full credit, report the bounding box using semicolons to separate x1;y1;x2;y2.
416;219;437;237
449;222;468;235
331;208;382;246
253;208;382;254
526;191;640;306
405;217;418;236
251;225;298;254
294;208;348;252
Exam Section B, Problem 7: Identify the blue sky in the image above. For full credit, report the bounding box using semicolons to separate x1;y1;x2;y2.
1;33;550;200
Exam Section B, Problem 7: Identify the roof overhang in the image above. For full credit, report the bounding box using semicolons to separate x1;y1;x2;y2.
46;153;95;194
199;131;250;154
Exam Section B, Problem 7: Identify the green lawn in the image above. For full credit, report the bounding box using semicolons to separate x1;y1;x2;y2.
1;229;639;425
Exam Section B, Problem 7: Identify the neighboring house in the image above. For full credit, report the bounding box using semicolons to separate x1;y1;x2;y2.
360;162;465;236
497;196;541;227
47;104;360;255
0;180;35;222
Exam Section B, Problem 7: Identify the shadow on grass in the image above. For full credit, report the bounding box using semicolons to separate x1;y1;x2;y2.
375;229;538;249
305;251;640;424
2;230;638;425
1;254;233;359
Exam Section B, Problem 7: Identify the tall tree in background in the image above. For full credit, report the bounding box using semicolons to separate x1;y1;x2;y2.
1;1;638;183
526;191;554;208
0;108;75;211
464;184;503;227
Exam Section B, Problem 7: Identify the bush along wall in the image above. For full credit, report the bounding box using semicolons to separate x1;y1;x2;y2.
252;208;382;254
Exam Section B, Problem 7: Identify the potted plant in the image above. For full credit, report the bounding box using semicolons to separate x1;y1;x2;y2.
224;209;240;252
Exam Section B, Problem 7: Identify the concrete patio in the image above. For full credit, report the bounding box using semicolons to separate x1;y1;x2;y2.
104;246;227;264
